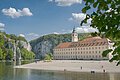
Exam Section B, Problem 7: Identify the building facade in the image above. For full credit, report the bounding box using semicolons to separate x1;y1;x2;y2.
53;28;113;60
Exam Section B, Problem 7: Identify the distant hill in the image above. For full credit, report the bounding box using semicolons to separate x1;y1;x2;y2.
30;33;91;59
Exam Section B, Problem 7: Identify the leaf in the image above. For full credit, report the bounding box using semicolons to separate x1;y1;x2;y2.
80;20;84;26
93;2;98;8
82;6;91;13
82;7;87;13
102;49;113;57
116;61;120;66
86;5;91;10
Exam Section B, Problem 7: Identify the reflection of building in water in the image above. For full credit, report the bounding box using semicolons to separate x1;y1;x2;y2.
53;28;114;60
27;69;31;80
109;73;115;80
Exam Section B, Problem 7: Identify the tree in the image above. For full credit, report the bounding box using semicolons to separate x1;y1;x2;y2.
48;53;53;60
5;49;13;60
0;34;4;47
82;0;120;65
21;48;35;60
0;48;3;60
44;53;53;61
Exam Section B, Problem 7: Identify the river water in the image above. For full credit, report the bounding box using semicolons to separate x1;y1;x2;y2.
0;62;120;80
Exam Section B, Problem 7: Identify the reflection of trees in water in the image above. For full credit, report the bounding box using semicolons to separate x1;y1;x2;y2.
0;62;28;80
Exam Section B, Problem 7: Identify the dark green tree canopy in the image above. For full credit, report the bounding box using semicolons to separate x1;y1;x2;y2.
82;0;120;65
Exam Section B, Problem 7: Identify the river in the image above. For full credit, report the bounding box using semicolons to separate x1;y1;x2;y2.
0;62;120;80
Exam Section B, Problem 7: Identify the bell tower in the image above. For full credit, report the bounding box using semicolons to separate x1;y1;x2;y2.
72;27;78;42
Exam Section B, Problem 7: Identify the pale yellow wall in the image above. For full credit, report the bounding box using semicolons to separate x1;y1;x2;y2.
53;45;111;60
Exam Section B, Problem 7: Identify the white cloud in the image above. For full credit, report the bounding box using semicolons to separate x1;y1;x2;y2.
49;0;53;1
75;26;98;33
19;34;25;37
0;23;5;31
49;0;82;6
0;23;5;27
68;17;73;21
2;7;33;18
70;13;92;25
53;27;98;34
26;33;39;41
53;32;60;34
27;33;39;37
70;13;93;25
71;13;86;22
69;13;98;33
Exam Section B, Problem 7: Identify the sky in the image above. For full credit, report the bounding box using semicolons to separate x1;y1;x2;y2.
0;0;98;41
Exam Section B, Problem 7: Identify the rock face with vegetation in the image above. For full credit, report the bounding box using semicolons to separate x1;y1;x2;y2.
0;32;35;61
30;33;90;59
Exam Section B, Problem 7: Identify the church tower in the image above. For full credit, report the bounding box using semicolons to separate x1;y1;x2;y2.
72;27;78;42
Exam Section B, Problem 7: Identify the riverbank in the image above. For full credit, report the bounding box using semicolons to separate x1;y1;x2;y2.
14;60;120;73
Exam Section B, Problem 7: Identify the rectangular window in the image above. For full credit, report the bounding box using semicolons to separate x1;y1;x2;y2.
89;51;91;53
86;51;88;54
99;47;100;49
96;51;97;53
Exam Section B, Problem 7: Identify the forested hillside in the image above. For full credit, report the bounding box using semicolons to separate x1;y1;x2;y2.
30;33;90;59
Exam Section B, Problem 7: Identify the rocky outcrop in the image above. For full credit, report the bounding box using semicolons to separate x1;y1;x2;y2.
0;32;33;60
32;40;53;58
5;39;32;60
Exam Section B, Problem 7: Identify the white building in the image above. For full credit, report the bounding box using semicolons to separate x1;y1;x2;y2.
53;28;113;60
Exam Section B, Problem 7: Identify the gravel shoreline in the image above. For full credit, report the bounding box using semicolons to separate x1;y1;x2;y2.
14;60;120;73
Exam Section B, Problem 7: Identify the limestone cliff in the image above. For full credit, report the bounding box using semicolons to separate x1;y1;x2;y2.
0;32;34;60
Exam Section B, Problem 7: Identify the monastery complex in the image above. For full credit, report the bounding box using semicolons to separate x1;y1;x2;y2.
53;28;114;60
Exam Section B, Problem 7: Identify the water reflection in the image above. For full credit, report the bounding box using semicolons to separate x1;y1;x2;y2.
0;62;120;80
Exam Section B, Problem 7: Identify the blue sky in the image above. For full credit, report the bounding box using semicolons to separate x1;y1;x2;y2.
0;0;97;41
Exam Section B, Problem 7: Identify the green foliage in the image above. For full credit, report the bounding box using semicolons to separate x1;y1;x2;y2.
0;34;4;47
21;48;35;60
0;48;3;60
6;49;13;60
9;34;27;42
44;55;51;60
48;53;53;60
44;53;53;61
102;49;113;57
82;0;120;65
17;36;27;42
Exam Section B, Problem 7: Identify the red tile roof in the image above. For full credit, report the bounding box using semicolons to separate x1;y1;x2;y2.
54;37;109;49
55;42;72;49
